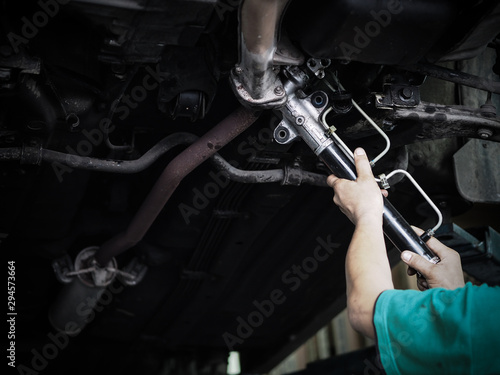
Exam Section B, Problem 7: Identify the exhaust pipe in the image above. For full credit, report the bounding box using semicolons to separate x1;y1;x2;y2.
230;0;291;108
48;247;118;334
94;106;259;266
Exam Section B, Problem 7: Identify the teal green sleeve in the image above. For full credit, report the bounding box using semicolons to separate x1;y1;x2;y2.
373;283;500;375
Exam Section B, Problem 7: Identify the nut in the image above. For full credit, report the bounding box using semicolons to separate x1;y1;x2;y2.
400;87;413;100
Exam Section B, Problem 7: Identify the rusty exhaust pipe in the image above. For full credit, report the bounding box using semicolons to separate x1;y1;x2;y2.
95;106;259;266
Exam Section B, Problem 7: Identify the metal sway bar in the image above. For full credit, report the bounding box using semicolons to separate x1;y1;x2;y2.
0;133;198;171
0;135;328;186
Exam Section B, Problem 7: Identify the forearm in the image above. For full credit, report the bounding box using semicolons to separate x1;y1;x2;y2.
327;148;394;338
345;215;394;339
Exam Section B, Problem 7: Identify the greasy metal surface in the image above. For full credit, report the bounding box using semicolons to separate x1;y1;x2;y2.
95;106;259;265
280;70;333;155
2;134;198;171
384;101;500;141
42;133;198;173
1;134;327;186
241;0;289;56
382;102;500;131
453;139;500;203
211;154;328;186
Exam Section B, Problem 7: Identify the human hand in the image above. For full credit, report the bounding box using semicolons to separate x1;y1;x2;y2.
401;226;465;290
326;148;388;225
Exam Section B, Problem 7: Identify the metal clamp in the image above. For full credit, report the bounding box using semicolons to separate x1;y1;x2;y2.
377;173;390;190
53;247;148;287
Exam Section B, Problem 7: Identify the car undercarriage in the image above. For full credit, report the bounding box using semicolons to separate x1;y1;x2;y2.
2;0;500;374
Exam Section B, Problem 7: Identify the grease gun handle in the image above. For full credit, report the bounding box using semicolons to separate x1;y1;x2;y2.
319;143;440;263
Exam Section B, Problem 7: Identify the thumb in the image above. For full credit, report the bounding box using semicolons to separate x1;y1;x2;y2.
401;251;433;277
353;148;373;180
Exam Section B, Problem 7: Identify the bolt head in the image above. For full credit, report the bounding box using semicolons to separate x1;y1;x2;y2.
274;86;284;96
295;116;305;125
400;87;413;100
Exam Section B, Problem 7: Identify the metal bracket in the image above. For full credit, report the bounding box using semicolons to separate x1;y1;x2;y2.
283;164;303;186
375;84;421;108
53;247;148;287
306;58;331;79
